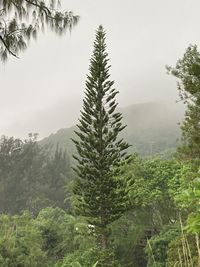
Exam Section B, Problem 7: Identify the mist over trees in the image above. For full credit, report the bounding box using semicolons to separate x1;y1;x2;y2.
0;23;200;267
0;134;71;215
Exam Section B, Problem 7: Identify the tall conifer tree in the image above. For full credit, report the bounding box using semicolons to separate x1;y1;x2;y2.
72;25;129;249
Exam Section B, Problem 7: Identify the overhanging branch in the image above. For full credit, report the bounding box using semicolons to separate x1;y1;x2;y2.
0;36;19;58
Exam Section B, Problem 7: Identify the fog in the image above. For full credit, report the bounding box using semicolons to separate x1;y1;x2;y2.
1;0;200;139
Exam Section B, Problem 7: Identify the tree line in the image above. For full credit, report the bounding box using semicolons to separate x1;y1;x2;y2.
0;134;71;215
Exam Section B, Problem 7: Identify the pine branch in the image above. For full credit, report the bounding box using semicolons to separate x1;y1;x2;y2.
24;0;52;17
0;35;19;58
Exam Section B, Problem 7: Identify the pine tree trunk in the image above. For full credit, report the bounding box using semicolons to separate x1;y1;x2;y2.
100;230;108;249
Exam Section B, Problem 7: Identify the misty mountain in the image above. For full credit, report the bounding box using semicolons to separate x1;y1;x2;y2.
40;102;185;157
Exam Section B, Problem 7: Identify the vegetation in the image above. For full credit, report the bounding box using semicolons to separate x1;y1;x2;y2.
72;26;129;262
0;27;200;266
167;45;200;163
0;0;79;61
0;134;71;214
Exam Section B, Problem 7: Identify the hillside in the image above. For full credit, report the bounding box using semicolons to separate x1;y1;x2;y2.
40;102;185;157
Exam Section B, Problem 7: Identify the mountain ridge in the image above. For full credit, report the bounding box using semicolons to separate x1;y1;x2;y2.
40;101;185;157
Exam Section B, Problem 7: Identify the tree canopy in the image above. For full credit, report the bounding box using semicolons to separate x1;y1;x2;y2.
0;0;79;61
167;45;200;163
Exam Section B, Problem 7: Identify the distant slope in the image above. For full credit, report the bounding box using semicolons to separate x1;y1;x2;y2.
120;102;184;156
40;102;185;157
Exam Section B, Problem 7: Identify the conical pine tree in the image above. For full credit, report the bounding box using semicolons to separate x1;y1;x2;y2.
72;25;130;248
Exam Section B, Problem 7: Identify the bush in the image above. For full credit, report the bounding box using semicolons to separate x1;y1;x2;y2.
145;225;180;267
60;247;121;267
167;234;198;266
0;212;47;267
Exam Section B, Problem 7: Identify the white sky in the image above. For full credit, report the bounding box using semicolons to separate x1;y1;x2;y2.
1;0;200;139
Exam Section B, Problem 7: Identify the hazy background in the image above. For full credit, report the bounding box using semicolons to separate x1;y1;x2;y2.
1;0;199;139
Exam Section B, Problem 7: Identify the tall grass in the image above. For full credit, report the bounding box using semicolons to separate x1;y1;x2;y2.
147;219;200;266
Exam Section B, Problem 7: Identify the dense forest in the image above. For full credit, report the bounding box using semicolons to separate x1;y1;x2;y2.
1;1;200;267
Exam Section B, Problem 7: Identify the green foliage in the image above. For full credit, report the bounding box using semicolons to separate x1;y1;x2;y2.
167;233;198;267
60;247;121;267
35;207;74;258
176;169;200;234
72;25;129;249
111;211;151;267
0;134;47;214
145;225;181;267
43;145;72;209
0;212;47;267
0;137;195;267
0;135;72;214
0;0;79;60
35;207;94;259
123;156;183;225
167;45;200;162
0;208;98;266
109;156;186;266
142;162;200;267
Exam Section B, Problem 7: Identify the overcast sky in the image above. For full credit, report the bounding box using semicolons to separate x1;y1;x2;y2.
1;0;200;139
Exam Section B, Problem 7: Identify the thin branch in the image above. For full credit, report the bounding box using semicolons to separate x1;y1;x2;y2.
6;28;27;37
24;0;52;17
0;8;5;16
0;36;19;58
